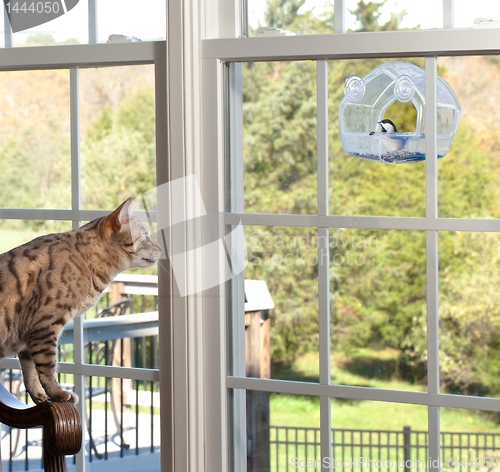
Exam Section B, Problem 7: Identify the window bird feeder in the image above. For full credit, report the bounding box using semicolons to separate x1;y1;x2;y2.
339;61;461;163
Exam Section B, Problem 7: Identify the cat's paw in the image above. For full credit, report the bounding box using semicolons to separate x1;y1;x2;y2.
49;389;79;404
27;385;49;404
31;391;49;404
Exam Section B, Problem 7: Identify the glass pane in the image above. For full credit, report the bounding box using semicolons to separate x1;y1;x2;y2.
330;58;426;217
0;70;71;209
98;0;166;43
331;229;427;392
0;219;72;253
58;273;159;369
331;400;428;468
440;406;500;468
248;0;337;35
241;390;320;470
243;61;317;214
84;374;160;467
0;371;160;471
80;65;156;210
345;0;443;31
454;0;500;29
438;55;500;219
247;0;441;35
11;0;89;46
244;226;319;381
439;231;500;398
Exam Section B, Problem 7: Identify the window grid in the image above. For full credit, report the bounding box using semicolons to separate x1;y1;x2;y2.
316;59;331;470
224;48;500;472
425;56;440;468
0;40;163;472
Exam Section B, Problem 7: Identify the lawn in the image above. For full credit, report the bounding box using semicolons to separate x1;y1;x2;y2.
270;350;500;434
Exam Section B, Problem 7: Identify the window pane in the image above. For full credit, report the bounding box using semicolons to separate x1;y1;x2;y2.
345;0;443;31
240;390;320;470
439;231;500;398
244;226;319;381
98;0;166;43
83;375;160;463
329;58;427;217
438;55;500;219
11;0;89;46
454;0;500;29
331;229;427;392
248;0;337;35
247;0;442;35
243;61;317;215
0;70;71;209
80;65;156;211
440;406;500;464
331;400;428;468
0;219;72;253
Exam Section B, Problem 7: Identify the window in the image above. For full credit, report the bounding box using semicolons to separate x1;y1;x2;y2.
0;4;167;472
200;1;500;471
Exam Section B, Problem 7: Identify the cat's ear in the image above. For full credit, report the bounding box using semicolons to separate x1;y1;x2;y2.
101;199;133;238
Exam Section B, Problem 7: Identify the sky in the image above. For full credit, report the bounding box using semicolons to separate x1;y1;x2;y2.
5;0;166;45
2;0;500;45
249;0;500;31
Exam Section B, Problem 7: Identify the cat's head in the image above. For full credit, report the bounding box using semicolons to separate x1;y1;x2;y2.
102;199;162;270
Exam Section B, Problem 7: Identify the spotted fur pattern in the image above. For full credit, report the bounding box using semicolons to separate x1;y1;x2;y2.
0;199;161;404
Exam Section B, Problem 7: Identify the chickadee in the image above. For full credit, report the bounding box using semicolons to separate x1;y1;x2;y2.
369;119;404;153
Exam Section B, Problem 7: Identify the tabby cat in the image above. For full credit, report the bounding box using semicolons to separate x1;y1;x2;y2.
0;199;161;404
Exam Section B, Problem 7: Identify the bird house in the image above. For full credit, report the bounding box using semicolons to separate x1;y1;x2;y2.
339;61;461;163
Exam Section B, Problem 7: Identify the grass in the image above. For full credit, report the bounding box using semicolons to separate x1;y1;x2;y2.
270;349;500;434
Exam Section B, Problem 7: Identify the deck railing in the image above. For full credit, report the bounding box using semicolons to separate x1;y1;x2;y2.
0;274;160;471
270;425;500;472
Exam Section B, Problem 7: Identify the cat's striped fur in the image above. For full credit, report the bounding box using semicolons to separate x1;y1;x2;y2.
0;199;161;404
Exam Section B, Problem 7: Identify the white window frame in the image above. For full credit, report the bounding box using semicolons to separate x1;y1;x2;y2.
0;4;173;472
198;4;500;472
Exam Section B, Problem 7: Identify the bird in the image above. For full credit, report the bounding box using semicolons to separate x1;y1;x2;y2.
377;119;404;153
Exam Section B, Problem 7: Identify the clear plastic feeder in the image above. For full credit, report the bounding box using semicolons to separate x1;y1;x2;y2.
339;61;461;163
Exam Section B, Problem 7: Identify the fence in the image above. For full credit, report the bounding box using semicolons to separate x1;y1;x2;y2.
0;275;160;472
270;426;500;472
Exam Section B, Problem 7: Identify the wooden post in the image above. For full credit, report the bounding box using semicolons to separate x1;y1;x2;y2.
245;310;270;472
110;282;132;406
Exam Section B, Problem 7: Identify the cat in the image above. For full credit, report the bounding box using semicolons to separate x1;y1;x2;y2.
0;198;161;404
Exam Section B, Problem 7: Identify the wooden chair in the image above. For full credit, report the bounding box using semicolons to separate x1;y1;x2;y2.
0;381;81;472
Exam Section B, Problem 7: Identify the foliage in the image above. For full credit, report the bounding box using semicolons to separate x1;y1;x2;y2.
242;0;500;396
348;0;409;32
0;0;498;397
81;86;156;210
25;33;57;45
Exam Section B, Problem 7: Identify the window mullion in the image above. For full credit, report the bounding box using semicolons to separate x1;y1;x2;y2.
317;59;331;469
228;62;247;472
443;0;454;29
70;65;87;472
334;0;345;34
425;55;440;470
3;4;12;48
88;0;98;44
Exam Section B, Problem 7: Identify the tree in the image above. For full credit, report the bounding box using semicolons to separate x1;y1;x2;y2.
264;0;305;29
349;0;408;32
25;33;56;45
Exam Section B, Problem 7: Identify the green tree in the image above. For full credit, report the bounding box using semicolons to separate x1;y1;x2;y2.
349;0;408;32
264;0;305;29
25;33;56;45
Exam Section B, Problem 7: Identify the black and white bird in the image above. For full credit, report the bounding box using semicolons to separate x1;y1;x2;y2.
377;119;404;152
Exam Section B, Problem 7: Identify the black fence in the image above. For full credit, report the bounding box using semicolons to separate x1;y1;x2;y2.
270;426;500;471
0;285;160;472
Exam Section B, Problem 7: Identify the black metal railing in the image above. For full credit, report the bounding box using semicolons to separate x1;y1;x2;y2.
0;286;160;471
269;426;500;472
